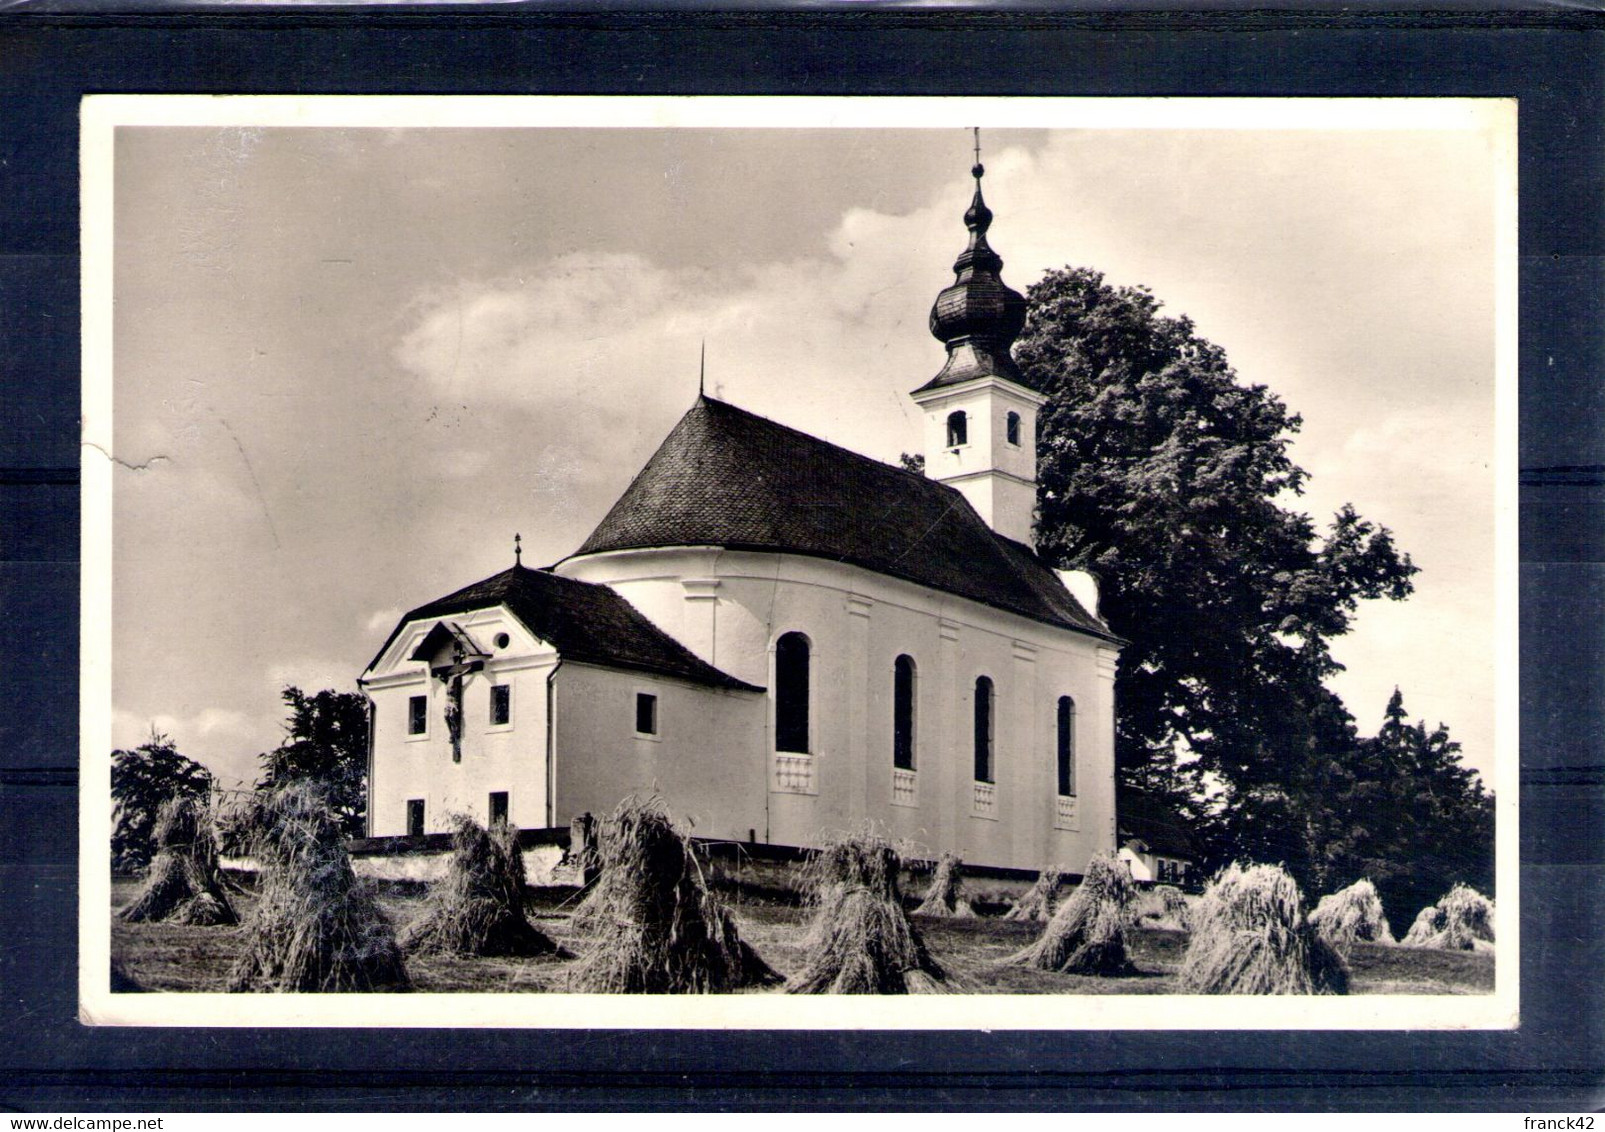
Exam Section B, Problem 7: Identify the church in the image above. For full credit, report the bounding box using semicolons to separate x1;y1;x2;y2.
358;158;1123;873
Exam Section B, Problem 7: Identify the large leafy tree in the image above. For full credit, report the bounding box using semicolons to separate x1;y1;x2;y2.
256;686;371;839
111;732;213;873
1017;267;1419;879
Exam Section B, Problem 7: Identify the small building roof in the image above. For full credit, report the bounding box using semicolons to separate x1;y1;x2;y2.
571;395;1116;641
366;564;761;693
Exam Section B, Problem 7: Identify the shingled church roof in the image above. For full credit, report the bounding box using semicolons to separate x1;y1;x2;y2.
365;564;761;693
571;395;1115;640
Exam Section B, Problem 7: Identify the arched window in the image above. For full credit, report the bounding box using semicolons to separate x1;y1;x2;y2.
893;655;917;770
775;632;811;753
973;675;994;783
1006;411;1022;446
946;410;968;448
1057;695;1076;796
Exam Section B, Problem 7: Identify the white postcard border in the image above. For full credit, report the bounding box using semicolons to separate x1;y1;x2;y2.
79;94;1520;1030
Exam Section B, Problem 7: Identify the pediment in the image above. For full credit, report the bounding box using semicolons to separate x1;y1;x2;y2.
409;620;491;674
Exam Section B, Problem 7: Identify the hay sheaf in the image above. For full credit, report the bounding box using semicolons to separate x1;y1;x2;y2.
1401;884;1495;951
1175;862;1349;995
1004;867;1067;923
401;816;563;958
1005;851;1138;976
1135;884;1191;933
567;798;778;993
913;853;974;919
566;811;600;882
788;834;950;995
118;796;238;926
1309;878;1395;950
227;782;410;993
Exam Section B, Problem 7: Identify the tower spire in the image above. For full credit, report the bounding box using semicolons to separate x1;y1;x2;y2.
907;129;1045;546
914;129;1029;394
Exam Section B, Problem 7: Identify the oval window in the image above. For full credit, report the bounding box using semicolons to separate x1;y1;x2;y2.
494;632;511;649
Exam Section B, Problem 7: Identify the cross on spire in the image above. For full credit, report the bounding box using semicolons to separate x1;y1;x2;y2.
514;532;522;566
699;339;706;398
973;126;983;178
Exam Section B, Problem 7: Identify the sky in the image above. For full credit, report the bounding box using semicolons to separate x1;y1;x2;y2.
105;108;1508;791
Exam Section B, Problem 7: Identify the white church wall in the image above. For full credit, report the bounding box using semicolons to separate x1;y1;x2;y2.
550;661;767;843
563;546;765;681
949;473;1037;550
560;546;1118;872
364;605;556;837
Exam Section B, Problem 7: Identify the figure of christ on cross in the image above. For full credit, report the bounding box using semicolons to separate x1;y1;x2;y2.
434;640;483;764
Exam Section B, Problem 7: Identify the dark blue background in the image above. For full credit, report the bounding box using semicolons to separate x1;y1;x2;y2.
1;12;1601;1111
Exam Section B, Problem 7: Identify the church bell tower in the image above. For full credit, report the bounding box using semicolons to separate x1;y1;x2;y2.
910;140;1045;547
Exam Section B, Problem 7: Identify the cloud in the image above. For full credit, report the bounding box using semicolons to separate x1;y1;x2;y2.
111;706;266;789
1296;401;1497;779
365;607;405;634
267;657;365;697
386;174;973;469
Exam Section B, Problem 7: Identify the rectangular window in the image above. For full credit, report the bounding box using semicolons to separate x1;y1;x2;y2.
635;692;658;736
406;798;425;837
490;684;511;726
407;694;428;735
488;791;509;826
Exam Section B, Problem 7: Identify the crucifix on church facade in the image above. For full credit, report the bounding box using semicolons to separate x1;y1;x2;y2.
409;620;491;764
434;640;483;764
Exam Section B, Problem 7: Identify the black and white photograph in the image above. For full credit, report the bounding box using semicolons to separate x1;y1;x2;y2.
80;96;1516;1028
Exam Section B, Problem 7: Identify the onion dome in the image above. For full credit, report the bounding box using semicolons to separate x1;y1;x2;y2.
916;161;1031;392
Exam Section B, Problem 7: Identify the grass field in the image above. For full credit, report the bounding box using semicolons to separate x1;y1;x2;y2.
109;877;1493;995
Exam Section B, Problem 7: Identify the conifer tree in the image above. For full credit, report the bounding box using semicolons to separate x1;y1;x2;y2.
111;732;214;872
1341;689;1494;921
